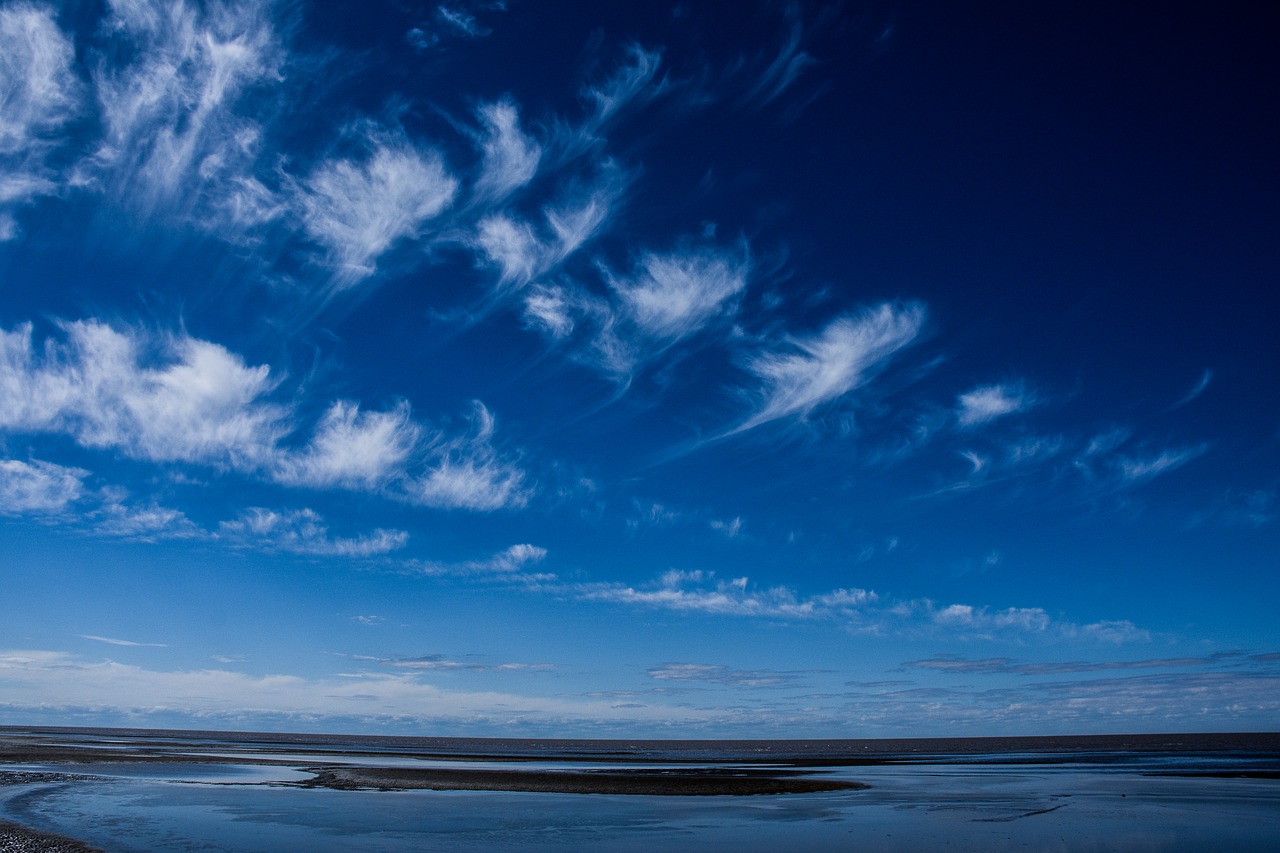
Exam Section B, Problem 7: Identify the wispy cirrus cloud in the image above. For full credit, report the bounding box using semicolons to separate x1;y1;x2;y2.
405;543;550;580
1170;368;1213;410
570;569;1150;646
576;569;876;619
219;507;408;558
0;320;529;512
276;401;421;490
475;166;625;292
518;241;749;380
0;457;86;515
743;12;814;107
0;456;200;540
903;651;1250;677
0;320;286;468
472;98;541;201
1116;445;1208;484
582;42;665;123
734;302;925;433
608;246;748;342
435;5;490;39
92;490;202;541
89;0;285;222
406;402;528;510
0;2;81;239
647;662;807;688
295;129;458;284
956;383;1030;427
375;653;552;673
79;635;166;648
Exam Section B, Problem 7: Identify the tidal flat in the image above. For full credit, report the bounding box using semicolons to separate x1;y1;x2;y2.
1;728;1277;851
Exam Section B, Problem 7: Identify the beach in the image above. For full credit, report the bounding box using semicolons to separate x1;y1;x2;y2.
1;727;1277;851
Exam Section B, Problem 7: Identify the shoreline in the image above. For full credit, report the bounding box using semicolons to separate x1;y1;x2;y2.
0;819;103;853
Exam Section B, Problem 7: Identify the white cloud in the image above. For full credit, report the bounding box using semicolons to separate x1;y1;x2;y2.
93;490;202;541
710;516;744;538
219;507;408;558
276;401;420;490
296;131;458;282
408;543;549;578
475;214;543;288
577;571;876;619
474;172;622;293
522;283;578;337
90;0;284;223
0;320;286;468
0;649;712;730
0;2;80;236
609;247;747;341
736;302;925;432
473;99;540;201
932;603;1051;633
583;43;663;121
0;458;85;515
436;5;488;38
647;663;801;687
1117;445;1207;484
406;402;528;510
543;177;619;261
80;635;166;648
1076;620;1152;644
956;384;1028;427
2;320;528;513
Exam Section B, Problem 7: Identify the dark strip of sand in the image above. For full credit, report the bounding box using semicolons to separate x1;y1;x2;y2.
297;765;867;796
0;820;104;853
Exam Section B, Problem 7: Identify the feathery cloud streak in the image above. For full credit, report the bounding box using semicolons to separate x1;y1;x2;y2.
0;3;80;238
735;302;925;432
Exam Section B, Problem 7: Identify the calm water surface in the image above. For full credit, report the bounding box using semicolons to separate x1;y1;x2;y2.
1;729;1277;851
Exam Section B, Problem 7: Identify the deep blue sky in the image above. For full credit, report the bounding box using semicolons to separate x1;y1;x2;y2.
1;0;1277;737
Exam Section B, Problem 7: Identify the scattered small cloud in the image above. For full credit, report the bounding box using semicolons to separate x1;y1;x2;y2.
710;516;744;538
647;663;807;688
1170;368;1213;410
378;653;552;673
0;458;86;515
406;543;550;580
1116;445;1208;485
903;651;1245;677
472;98;541;201
405;402;528;511
576;570;875;619
79;635;167;648
734;302;925;433
219;507;408;558
276;401;421;490
436;5;489;39
294;129;458;284
956;383;1029;427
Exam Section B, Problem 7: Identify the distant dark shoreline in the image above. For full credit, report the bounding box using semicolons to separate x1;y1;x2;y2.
5;725;1278;765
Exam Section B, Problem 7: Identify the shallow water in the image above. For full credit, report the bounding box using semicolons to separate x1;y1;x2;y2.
1;730;1277;851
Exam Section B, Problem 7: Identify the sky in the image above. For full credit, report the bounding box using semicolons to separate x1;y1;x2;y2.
0;0;1277;738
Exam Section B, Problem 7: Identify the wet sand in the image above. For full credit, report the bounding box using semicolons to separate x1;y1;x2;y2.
0;819;104;853
297;764;865;795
